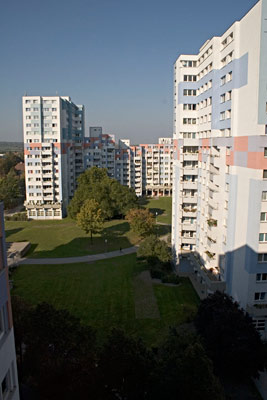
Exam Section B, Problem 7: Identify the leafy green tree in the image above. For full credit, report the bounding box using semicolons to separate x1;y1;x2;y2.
152;330;224;400
126;208;155;238
16;302;98;400
68;167;138;220
195;291;266;379
0;170;22;209
137;234;172;265
77;199;104;243
98;329;155;400
0;152;22;177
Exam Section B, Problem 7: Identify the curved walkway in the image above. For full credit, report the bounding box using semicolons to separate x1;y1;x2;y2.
18;246;138;265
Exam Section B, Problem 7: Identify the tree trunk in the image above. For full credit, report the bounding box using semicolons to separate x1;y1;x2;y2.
90;230;93;244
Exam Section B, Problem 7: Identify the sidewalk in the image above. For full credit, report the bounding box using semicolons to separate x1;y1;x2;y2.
18;246;138;265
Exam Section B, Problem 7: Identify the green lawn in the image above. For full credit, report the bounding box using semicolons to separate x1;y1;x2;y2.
142;196;172;225
5;217;140;258
11;254;199;345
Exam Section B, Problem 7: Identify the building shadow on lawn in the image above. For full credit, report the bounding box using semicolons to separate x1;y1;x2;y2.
27;222;135;259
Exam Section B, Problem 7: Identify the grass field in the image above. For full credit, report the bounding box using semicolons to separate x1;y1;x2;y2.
142;196;172;225
5;217;141;258
5;199;172;258
11;254;199;345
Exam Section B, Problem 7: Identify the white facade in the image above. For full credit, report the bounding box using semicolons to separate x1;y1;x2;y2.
23;96;84;219
0;202;20;400
172;0;267;337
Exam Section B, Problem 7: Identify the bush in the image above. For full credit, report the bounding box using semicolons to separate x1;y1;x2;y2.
150;269;165;280
5;212;27;221
161;274;180;285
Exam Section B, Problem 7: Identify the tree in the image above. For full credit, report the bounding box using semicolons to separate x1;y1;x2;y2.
98;329;155;400
126;208;155;238
68;167;138;220
14;302;98;400
137;235;172;266
195;291;266;379
77;199;104;243
0;170;22;209
152;330;224;400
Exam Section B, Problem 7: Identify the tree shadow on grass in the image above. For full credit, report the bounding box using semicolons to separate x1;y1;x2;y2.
27;222;136;259
149;208;165;217
5;228;24;238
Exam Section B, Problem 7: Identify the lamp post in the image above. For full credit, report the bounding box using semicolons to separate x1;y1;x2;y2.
156;211;158;224
105;239;108;253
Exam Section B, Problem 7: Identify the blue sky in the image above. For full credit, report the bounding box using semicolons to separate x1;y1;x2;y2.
0;0;257;143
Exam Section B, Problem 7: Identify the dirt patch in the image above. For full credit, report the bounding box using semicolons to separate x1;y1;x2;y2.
133;271;160;319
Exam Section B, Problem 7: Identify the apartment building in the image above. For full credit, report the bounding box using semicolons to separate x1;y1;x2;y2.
84;128;174;196
172;0;267;337
23;96;84;219
0;203;19;399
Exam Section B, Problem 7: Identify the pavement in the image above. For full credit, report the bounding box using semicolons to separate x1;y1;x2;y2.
18;246;138;265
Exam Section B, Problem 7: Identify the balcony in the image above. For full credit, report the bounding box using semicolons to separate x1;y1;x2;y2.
182;181;198;190
182;196;198;204
182;153;198;162
247;304;267;317
181;237;196;245
182;223;196;231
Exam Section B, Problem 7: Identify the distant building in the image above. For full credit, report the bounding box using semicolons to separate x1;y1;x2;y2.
0;202;20;399
84;127;174;196
22;96;84;219
172;0;267;338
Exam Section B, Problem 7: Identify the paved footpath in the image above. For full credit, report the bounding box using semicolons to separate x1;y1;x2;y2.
18;246;138;265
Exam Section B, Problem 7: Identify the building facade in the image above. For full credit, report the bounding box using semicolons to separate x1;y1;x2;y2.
23;96;84;220
83;128;174;197
172;0;267;337
0;202;20;399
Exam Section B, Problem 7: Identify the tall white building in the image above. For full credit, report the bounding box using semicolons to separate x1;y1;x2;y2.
23;96;84;219
0;202;20;399
172;0;267;337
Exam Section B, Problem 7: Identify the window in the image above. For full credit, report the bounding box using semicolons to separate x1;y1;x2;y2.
52;108;57;111
263;170;267;179
264;148;267;158
261;212;267;222
183;104;197;110
262;191;267;200
256;273;267;282
258;253;267;262
259;233;267;242
227;71;232;81
220;94;226;103
184;75;197;82
254;292;266;301
220;112;225;121
183;89;197;96
221;76;226;86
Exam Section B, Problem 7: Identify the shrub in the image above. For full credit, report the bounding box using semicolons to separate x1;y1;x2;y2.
161;274;180;285
5;212;28;221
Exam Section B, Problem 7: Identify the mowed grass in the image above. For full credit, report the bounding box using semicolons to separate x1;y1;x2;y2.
11;254;199;345
5;217;140;258
142;196;172;225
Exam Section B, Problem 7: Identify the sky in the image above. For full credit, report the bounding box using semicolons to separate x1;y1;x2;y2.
0;0;257;144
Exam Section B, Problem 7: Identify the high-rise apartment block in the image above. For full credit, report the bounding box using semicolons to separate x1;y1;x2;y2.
0;203;19;399
84;128;174;197
172;0;267;337
23;96;84;219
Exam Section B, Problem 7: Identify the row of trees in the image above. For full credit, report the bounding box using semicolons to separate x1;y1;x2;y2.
13;298;223;400
68;167;159;242
0;152;25;209
12;292;266;400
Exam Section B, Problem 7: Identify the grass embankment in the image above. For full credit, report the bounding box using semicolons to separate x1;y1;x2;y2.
11;254;199;345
